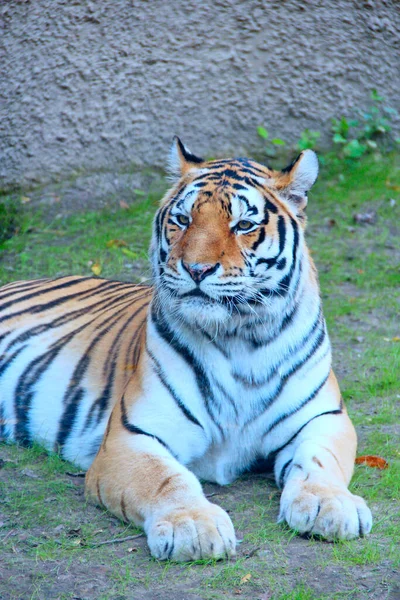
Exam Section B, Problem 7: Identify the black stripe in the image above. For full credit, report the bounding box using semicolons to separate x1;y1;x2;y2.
146;345;204;429
249;297;301;349
82;302;150;433
0;278;52;301
0;280;118;326
3;285;147;355
0;277;92;313
262;374;330;438
120;394;173;454
14;328;83;444
278;459;293;489
251;228;265;251
238;307;323;392
151;303;224;435
56;305;138;449
264;196;278;214
269;406;343;486
124;316;147;369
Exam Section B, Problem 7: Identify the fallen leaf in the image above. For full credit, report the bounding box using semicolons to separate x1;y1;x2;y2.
355;336;364;343
357;269;364;274
234;590;242;596
21;196;31;204
119;200;130;210
91;263;102;276
355;455;389;469
121;248;138;259
240;573;252;585
353;211;377;225
67;527;82;538
391;336;400;342
385;179;400;191
106;239;128;248
127;547;138;552
21;468;39;479
71;538;82;546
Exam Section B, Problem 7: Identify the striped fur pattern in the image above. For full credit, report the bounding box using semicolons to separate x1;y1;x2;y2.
0;139;372;560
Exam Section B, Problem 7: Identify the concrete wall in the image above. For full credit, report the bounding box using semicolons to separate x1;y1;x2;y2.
1;0;399;189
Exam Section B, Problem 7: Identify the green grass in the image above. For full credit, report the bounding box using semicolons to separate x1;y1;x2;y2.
0;152;399;600
0;189;166;285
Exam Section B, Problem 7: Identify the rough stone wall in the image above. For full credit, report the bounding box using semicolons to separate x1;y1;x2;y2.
1;0;399;189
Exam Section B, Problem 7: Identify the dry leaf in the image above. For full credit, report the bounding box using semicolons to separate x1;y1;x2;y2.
353;211;377;225
385;179;400;191
357;269;364;274
355;455;389;469
127;547;138;552
67;527;82;537
240;573;252;585
21;196;31;204
91;263;102;276
72;539;82;546
121;248;137;259
21;468;39;479
106;239;128;248
119;200;130;210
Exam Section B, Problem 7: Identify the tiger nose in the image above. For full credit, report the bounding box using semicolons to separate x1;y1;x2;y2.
182;261;220;283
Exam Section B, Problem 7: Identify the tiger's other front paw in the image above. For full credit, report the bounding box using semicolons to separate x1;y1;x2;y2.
146;502;236;561
279;478;372;540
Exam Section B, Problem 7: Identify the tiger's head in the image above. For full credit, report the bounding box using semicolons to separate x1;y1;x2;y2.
151;137;319;331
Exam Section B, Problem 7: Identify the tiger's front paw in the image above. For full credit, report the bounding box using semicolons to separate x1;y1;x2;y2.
146;502;236;561
279;478;372;540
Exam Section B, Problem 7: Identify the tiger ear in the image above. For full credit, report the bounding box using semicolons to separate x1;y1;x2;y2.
168;136;204;179
275;150;319;212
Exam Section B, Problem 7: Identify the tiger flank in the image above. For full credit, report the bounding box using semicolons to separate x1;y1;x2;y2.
0;138;372;561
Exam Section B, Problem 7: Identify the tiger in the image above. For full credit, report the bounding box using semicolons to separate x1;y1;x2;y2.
0;137;372;561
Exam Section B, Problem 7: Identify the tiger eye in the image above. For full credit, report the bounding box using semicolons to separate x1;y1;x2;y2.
236;220;254;231
176;214;190;226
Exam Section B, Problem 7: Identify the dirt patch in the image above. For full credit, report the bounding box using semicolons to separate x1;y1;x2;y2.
1;450;398;600
13;167;167;222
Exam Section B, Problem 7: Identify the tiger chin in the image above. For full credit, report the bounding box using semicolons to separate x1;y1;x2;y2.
0;137;372;561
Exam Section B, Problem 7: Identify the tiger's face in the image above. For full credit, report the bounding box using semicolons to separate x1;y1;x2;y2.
151;138;319;330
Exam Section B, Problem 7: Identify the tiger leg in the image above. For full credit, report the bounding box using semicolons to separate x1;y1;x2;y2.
85;406;236;561
275;409;372;540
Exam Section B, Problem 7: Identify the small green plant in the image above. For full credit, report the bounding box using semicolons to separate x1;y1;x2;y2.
331;89;399;158
296;129;321;151
257;126;286;158
0;196;22;245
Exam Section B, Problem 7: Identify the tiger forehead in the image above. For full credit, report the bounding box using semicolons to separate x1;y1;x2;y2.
172;158;276;216
193;157;272;186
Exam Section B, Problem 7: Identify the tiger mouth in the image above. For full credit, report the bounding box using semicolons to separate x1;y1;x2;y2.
180;288;245;307
181;288;210;300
